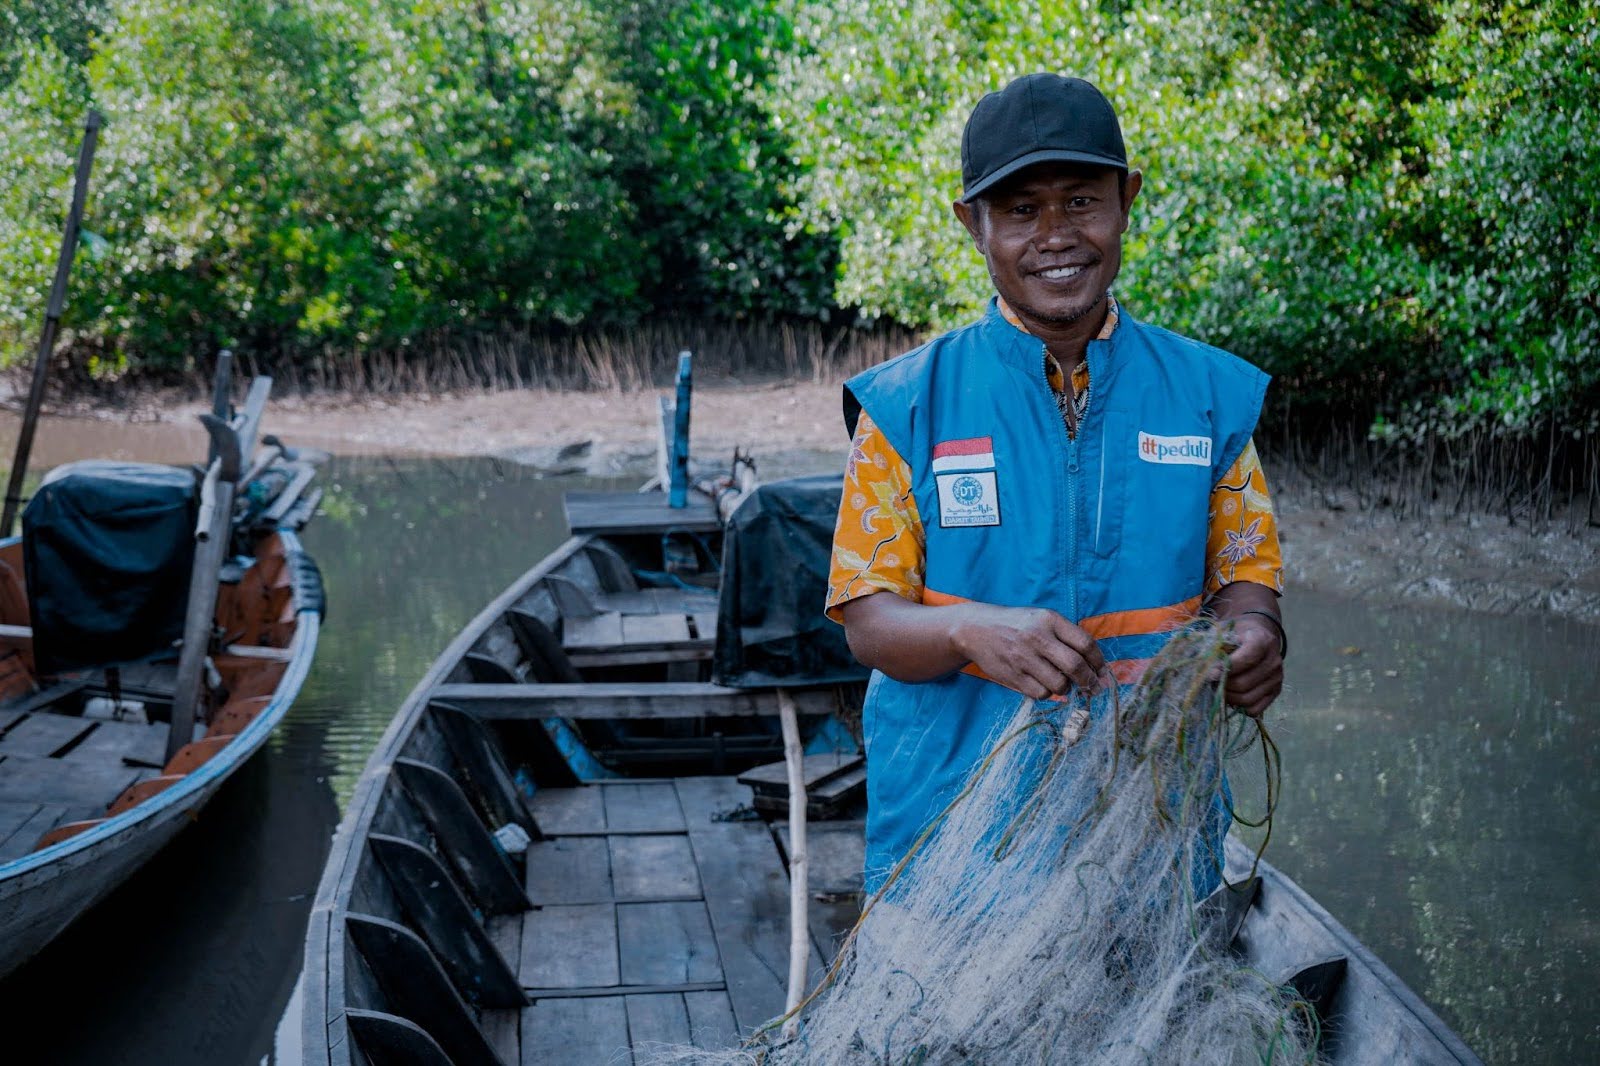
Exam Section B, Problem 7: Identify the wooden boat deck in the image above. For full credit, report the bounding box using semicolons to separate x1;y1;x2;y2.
562;491;721;537
0;710;166;861
504;776;856;1065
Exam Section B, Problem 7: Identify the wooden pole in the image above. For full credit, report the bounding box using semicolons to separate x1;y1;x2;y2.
164;373;272;762
778;688;809;1038
2;111;105;537
207;349;233;463
668;350;692;508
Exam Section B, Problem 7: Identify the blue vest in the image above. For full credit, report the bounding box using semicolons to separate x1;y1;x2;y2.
844;300;1268;890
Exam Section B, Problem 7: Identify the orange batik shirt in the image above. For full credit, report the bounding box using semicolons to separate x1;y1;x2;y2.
827;298;1283;622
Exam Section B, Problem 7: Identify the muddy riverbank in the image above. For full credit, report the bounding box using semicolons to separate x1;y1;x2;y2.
3;380;1596;624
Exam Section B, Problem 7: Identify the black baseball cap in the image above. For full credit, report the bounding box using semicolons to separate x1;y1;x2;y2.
960;74;1127;203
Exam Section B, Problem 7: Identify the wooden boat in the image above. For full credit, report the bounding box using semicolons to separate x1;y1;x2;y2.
301;470;1484;1065
0;373;324;978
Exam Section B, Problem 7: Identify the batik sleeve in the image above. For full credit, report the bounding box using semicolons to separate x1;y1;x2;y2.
825;411;926;623
1205;438;1285;594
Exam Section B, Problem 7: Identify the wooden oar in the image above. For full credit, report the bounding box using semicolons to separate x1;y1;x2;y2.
164;370;273;763
2;111;105;537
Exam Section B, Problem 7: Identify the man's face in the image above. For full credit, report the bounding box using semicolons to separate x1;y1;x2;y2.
953;162;1141;330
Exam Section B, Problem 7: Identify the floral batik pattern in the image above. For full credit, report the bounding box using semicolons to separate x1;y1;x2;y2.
1205;439;1284;594
826;411;925;621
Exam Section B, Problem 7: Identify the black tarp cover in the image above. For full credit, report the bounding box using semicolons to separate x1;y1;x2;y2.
23;461;198;675
712;475;869;688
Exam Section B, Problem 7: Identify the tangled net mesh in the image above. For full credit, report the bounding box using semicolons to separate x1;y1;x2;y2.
640;626;1319;1066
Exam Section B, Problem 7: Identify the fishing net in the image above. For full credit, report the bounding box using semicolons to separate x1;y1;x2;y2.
639;625;1318;1065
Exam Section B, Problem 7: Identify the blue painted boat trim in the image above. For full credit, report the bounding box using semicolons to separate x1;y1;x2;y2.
0;529;321;881
668;351;692;509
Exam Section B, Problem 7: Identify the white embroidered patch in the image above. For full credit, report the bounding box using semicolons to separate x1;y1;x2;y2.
1137;432;1212;466
936;470;1000;527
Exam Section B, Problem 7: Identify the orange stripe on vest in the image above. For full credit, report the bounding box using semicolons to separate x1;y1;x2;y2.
1078;596;1202;639
926;588;1199;638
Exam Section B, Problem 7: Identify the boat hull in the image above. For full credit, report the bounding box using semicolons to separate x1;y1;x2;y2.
0;769;220;975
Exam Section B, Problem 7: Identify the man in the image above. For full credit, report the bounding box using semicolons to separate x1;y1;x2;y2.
827;74;1286;893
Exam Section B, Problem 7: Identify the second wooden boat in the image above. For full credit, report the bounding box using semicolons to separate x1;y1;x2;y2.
0;372;325;978
301;469;1482;1065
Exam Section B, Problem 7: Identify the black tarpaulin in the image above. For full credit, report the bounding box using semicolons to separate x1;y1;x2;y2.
712;475;869;689
23;461;198;675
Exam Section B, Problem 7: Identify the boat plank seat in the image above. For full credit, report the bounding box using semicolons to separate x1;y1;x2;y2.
517;778;822;1052
83;660;179;702
562;490;721;537
547;577;716;621
58;717;169;769
562;611;717;670
740;753;867;819
548;571;718;669
0;711;95;758
0;751;153;809
432;682;841;721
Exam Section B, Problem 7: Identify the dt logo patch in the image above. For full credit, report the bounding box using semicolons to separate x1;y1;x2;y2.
932;436;1000;527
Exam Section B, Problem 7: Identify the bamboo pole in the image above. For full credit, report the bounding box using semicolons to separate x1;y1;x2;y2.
2;111;104;537
778;688;809;1039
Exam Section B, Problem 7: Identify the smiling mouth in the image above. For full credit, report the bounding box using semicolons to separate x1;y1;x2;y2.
1034;264;1089;281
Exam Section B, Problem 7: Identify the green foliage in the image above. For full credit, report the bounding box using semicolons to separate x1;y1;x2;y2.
0;39;91;360
771;0;1599;434
0;0;1595;440
0;0;104;77
1403;0;1600;433
299;0;646;335
0;0;827;370
80;0;327;366
616;0;836;318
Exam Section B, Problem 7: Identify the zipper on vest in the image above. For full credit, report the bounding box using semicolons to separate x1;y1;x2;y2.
1066;429;1080;620
1039;344;1082;621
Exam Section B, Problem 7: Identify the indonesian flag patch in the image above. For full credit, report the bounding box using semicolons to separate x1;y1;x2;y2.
931;436;995;473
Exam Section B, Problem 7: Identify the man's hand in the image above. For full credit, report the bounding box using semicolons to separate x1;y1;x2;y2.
840;593;1108;696
1205;580;1285;718
1222;615;1283;718
949;604;1110;699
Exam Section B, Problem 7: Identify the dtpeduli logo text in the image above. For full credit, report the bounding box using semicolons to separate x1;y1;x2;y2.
1137;432;1212;467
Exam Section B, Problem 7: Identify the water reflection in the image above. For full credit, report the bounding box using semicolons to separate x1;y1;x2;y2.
1236;590;1600;1064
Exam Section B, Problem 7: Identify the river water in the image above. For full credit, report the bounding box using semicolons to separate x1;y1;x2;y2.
0;453;1593;1065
